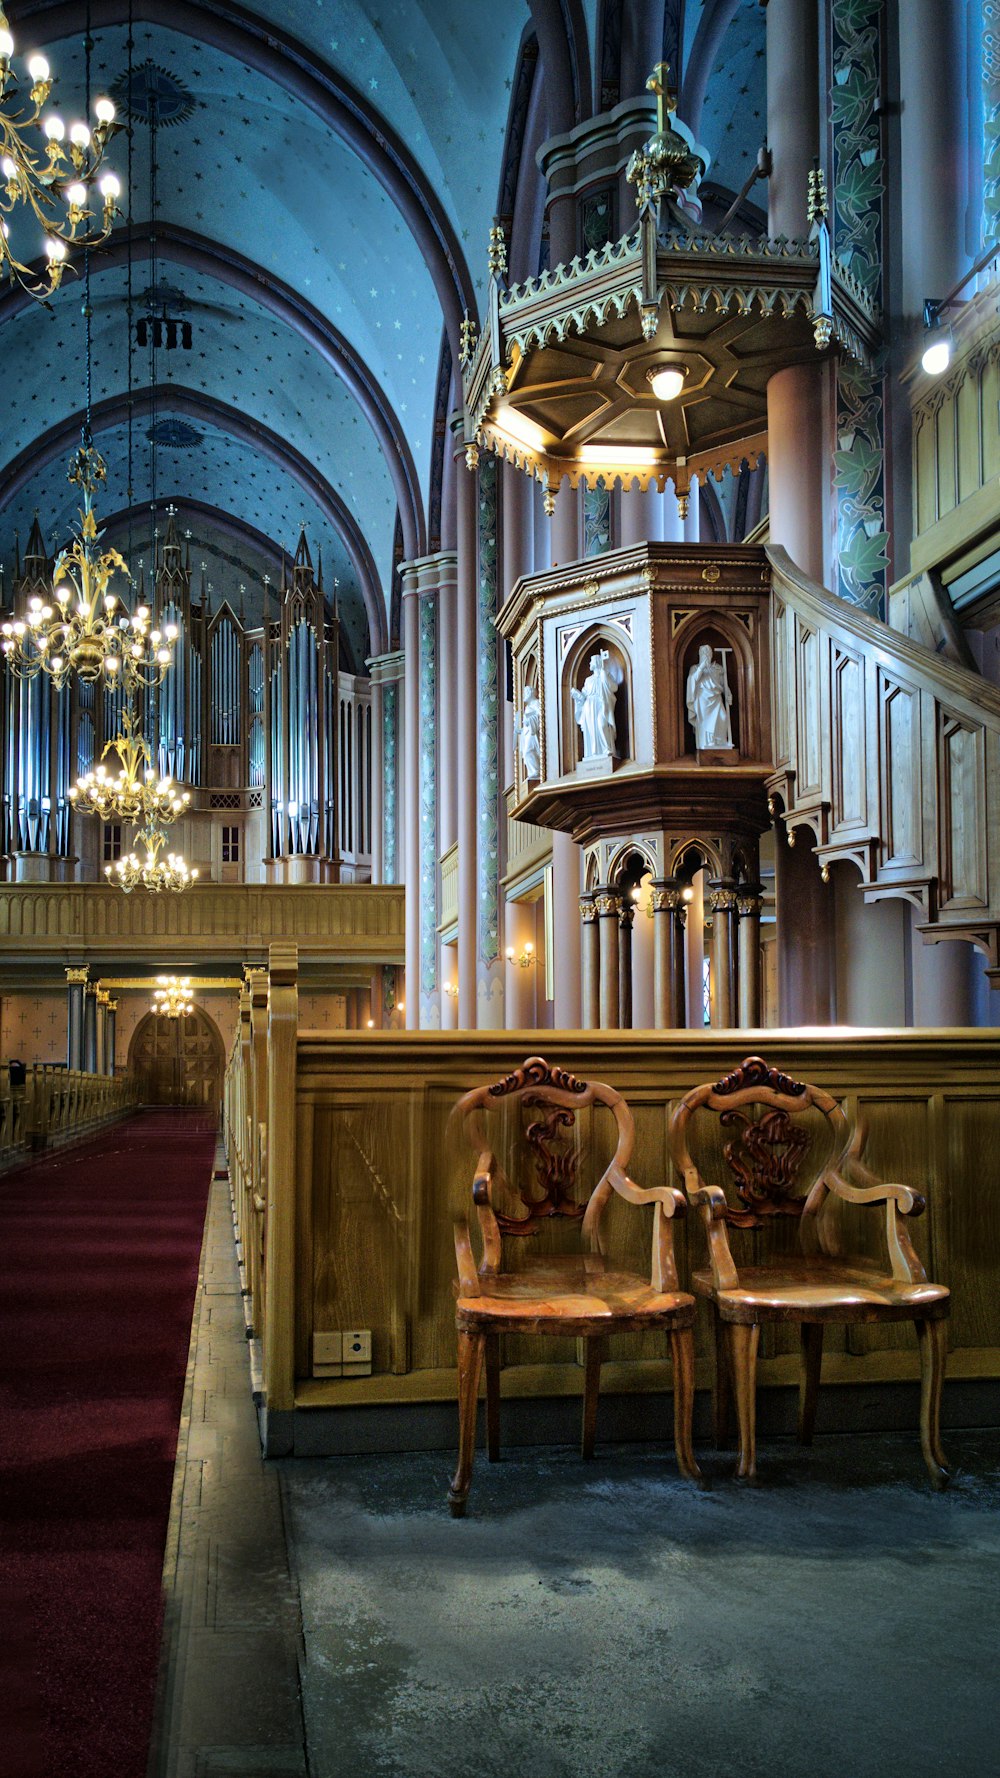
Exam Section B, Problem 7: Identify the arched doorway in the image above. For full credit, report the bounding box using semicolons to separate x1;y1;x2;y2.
127;1007;225;1108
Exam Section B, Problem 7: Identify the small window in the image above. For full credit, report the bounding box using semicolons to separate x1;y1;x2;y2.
103;822;122;863
221;824;240;864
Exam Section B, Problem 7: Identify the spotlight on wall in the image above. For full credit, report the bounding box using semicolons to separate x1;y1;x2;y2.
443;980;459;999
647;364;686;401
920;300;952;376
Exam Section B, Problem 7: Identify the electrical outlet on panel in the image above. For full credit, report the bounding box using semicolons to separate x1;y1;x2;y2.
312;1331;343;1377
341;1328;372;1375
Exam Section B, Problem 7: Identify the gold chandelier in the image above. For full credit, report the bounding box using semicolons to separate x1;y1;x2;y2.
0;5;120;298
106;826;199;894
1;444;178;690
69;707;190;826
152;975;194;1018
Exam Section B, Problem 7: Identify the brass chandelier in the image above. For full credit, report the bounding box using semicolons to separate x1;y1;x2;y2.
1;444;179;689
0;3;120;298
70;706;190;825
151;974;194;1018
106;826;199;894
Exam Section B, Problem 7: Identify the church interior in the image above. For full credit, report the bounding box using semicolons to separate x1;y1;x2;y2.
2;1;1000;1773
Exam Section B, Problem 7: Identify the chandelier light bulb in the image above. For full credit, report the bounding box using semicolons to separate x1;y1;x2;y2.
43;114;65;141
45;237;66;262
0;28;14;58
94;97;115;125
27;53;50;81
2;155;17;179
647;365;686;401
66;181;88;208
99;170;120;201
69;121;91;148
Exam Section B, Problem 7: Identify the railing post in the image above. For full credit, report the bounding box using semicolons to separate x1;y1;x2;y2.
263;941;299;1453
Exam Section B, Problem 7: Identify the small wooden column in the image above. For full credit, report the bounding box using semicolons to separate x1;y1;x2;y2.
651;880;687;1028
66;965;88;1070
580;894;600;1030
738;886;764;1027
618;900;634;1030
708;879;738;1028
82;985;98;1074
595;888;621;1030
105;998;117;1076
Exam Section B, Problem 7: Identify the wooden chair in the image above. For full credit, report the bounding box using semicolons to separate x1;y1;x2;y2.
448;1055;701;1515
668;1055;950;1488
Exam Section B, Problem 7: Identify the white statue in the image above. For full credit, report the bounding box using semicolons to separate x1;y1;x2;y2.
572;649;623;762
515;685;541;780
686;644;734;750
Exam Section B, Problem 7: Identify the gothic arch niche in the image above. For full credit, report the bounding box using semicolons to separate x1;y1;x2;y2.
515;651;542;793
673;612;758;760
561;626;633;772
127;1005;225;1108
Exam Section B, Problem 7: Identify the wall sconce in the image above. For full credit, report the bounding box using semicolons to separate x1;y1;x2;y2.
443;980;459;999
505;941;535;969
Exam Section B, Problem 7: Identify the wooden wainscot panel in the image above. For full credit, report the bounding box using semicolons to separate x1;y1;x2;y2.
831;643;867;833
937;711;987;910
879;670;923;870
794;617;824;801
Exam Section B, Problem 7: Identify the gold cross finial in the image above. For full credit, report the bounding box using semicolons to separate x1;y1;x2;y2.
647;62;676;131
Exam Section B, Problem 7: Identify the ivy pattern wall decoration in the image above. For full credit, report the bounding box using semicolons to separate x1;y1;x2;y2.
831;0;888;616
477;455;503;1022
418;593;439;1021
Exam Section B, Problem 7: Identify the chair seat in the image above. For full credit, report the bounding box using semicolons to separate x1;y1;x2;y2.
691;1258;950;1324
456;1254;695;1336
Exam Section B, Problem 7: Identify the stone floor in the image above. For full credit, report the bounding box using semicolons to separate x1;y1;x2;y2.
151;1161;1000;1778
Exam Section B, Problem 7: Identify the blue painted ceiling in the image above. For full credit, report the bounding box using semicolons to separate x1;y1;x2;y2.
1;0;763;651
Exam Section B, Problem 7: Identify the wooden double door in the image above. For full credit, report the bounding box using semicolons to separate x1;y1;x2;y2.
128;1008;224;1108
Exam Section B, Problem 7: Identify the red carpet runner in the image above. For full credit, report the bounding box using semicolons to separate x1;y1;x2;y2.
0;1109;217;1778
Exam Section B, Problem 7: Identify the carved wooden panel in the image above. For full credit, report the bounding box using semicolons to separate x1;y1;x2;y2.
832;646;865;830
880;674;922;867
772;597;790;767
794;620;823;798
939;714;987;908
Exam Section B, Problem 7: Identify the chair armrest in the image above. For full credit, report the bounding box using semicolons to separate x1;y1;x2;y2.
692;1182;729;1219
829;1166;925;1216
453;1218;481;1296
609;1168;686;1217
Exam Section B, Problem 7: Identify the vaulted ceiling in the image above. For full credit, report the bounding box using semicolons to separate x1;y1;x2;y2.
1;0;764;654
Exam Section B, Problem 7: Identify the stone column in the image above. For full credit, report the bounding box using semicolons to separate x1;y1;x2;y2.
452;411;479;1029
94;990;107;1077
504;900;537;1029
737;886;764;1029
66;965;88;1070
105;998;117;1076
685;872;706;1028
401;563;421;1030
682;475;700;544
708;880;738;1028
765;0;828;587
618;900;634;1030
82;985;97;1074
580;895;600;1030
775;823;835;1024
367;651;404;886
618;485;664;548
596;889;621;1030
474;455;504;1029
652;881;686;1029
549;484;583;1027
630;887;655;1029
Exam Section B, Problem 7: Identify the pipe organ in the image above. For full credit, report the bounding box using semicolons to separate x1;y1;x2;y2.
0;513;372;886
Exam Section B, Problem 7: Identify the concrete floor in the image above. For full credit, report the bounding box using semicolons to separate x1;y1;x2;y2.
153;1162;1000;1778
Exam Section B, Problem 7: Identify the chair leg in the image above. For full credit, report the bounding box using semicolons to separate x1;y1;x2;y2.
448;1330;485;1516
727;1322;760;1482
485;1333;501;1462
915;1318;950;1489
798;1322;824;1446
581;1337;604;1458
712;1311;733;1448
670;1327;703;1485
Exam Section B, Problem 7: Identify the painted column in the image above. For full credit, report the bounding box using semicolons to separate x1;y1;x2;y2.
985;4;1000;254
401;564;421;1030
775;823;835;1023
765;0;829;588
681;475;699;544
368;652;404;888
550;484;583;1027
94;991;107;1077
436;553;459;1029
618;484;664;548
580;895;600;1030
66;965;87;1070
452;412;479;1029
596;889;621;1030
82;985;97;1075
630;887;655;1029
652;881;686;1029
618;901;634;1029
105;998;117;1076
368;674;384;885
476;455;504;1028
708;880;738;1028
737;886;764;1028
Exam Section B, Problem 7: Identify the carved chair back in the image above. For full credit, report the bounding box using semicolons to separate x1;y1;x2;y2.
454;1056;637;1278
669;1056;856;1269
